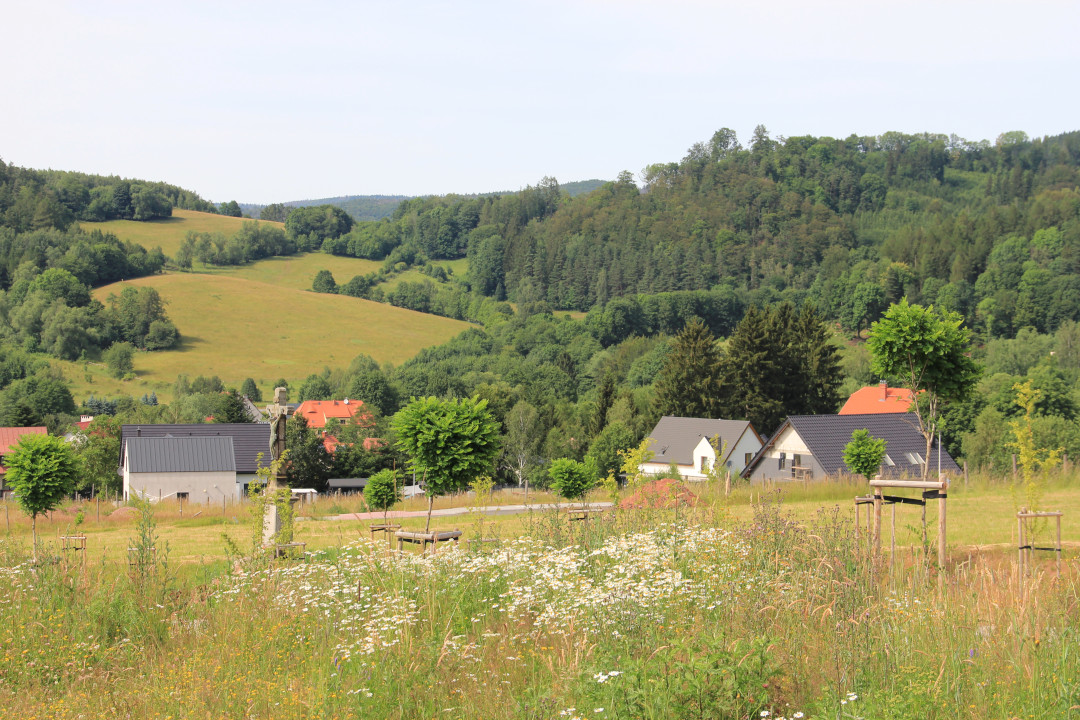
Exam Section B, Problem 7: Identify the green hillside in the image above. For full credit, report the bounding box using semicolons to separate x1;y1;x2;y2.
77;270;471;402
78;208;284;257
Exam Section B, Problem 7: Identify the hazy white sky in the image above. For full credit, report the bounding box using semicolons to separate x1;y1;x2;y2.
3;0;1078;203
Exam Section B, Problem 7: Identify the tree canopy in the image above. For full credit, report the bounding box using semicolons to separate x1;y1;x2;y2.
868;299;981;476
392;395;500;530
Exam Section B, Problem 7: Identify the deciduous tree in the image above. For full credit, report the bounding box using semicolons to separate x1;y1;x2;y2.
392;396;500;531
868;299;980;477
6;433;77;560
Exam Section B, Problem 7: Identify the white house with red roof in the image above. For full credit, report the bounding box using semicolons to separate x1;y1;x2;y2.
293;399;378;452
0;426;48;498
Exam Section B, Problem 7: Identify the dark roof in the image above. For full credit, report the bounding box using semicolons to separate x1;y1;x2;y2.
645;417;759;466
745;413;960;478
126;436;236;473
329;478;368;489
121;424;271;473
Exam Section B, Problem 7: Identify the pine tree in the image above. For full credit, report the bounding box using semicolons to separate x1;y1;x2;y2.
653;319;724;418
720;306;784;434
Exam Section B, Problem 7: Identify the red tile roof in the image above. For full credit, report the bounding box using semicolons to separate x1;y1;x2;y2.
838;383;915;415
294;399;371;429
0;426;48;474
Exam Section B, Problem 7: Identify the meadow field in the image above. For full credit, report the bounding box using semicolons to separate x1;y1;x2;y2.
74;272;471;403
78;208;282;257
2;473;1078;719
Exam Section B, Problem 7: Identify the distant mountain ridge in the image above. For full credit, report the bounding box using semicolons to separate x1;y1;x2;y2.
240;179;608;222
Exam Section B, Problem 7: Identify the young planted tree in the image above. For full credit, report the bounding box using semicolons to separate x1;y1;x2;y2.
548;457;597;509
365;468;402;523
392;396;500;532
843;429;887;483
868;299;980;478
6;433;78;560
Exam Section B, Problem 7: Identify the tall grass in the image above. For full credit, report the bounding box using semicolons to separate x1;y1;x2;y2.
1;477;1078;718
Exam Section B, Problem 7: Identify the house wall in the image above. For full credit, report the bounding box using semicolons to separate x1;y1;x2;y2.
723;430;764;476
640;461;701;480
125;469;236;502
748;426;826;483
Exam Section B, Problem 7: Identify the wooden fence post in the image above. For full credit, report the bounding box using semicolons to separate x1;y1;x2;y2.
873;488;883;557
938;480;947;570
963;461;968;487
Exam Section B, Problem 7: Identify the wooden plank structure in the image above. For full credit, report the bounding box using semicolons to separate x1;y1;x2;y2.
867;477;949;569
1017;508;1063;578
369;523;401;547
128;546;156;568
395;529;462;555
274;542;307;559
60;535;87;564
564;507;606;522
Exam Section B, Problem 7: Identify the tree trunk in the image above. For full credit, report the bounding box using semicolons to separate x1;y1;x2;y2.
31;514;38;563
425;495;433;533
524;476;529;505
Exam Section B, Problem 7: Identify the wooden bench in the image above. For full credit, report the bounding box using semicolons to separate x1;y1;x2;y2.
395;529;462;555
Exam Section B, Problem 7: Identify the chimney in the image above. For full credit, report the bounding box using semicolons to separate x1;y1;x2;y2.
880;380;888;400
344;398;349;405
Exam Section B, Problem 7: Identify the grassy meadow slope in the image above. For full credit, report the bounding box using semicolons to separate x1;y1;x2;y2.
77;208;284;257
77;272;471;402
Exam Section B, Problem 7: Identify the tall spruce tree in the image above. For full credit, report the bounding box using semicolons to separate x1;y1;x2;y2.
653;319;724;418
720;306;784;433
719;303;841;435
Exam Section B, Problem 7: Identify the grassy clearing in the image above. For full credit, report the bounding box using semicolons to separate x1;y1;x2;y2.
78;208;283;257
2;473;1079;718
77;272;470;403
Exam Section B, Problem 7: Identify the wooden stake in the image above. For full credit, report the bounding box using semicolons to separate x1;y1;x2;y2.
1056;514;1062;577
938;480;947;570
1017;509;1025;580
891;502;896;572
963;460;968;487
873;489;882;557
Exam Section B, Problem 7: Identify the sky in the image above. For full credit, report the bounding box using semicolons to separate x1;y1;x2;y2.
3;0;1079;204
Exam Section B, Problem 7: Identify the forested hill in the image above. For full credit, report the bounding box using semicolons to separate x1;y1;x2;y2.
314;129;1080;343
245;180;608;223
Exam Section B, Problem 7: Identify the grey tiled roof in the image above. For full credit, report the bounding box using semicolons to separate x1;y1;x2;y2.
645;416;759;466
746;413;960;477
126;436;236;473
121;424;272;473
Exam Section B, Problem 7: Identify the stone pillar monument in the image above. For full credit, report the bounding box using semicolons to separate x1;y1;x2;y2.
263;387;290;547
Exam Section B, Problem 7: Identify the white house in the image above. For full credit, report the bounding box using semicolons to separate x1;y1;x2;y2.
123;436;237;503
743;413;961;483
639;417;763;481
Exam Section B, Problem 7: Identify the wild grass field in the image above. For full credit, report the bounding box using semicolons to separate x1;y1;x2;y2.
75;272;471;403
2;474;1078;719
78;208;282;257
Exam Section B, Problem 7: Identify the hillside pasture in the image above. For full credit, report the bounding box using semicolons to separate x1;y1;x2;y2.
78;208;283;257
83;272;471;401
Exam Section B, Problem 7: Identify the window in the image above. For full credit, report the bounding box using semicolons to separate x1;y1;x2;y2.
778;452;786;470
793;454;802;468
883;454;895;466
701;456;710;472
176;492;190;500
744;452;752;468
905;452;925;466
